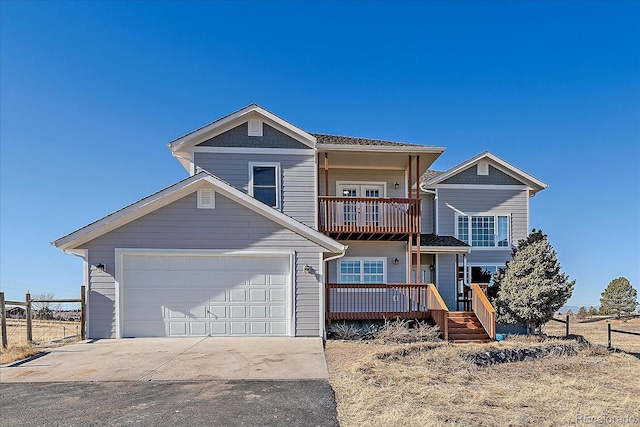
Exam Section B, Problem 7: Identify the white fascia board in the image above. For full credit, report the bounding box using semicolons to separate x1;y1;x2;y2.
316;144;446;153
186;146;314;155
423;151;548;192
168;104;316;152
53;172;345;254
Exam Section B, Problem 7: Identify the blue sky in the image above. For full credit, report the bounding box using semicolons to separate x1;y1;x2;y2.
1;1;638;307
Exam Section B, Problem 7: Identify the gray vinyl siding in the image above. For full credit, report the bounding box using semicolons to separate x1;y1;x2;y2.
437;187;528;244
421;193;435;234
82;192;326;339
194;152;316;227
436;254;457;310
328;241;407;284
197;122;309;149
318;168;406;198
441;165;523;185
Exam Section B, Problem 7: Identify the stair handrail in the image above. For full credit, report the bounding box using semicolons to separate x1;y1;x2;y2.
470;283;496;340
426;284;449;341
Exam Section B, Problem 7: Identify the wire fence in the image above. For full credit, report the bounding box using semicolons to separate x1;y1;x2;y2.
1;287;85;348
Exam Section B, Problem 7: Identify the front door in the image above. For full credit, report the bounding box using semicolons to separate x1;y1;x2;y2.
337;183;385;227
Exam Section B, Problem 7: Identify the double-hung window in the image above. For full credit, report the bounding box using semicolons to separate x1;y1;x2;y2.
457;214;510;247
338;258;386;284
249;163;281;209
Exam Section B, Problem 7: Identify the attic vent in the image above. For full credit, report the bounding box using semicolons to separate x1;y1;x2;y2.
197;189;215;209
248;119;263;137
477;162;489;176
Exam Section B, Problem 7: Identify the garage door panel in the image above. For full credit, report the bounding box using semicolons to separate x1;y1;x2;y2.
270;306;288;319
122;254;291;337
209;305;226;319
230;289;247;302
250;289;267;302
250;305;267;318
230;306;247;318
230;322;246;334
269;289;287;302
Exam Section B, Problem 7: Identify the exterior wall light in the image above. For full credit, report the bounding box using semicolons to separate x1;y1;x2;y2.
393;258;400;265
96;263;106;273
393;182;400;190
303;265;312;274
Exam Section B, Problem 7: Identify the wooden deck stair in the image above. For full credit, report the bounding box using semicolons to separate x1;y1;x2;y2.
447;311;492;343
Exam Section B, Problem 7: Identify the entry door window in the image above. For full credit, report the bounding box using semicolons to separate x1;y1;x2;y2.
337;183;385;226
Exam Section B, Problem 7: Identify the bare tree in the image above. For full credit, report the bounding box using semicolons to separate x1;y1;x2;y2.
31;293;61;320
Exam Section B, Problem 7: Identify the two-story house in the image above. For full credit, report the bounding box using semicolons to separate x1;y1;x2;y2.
53;104;546;342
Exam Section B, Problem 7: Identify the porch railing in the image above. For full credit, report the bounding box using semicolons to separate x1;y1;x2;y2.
426;284;449;341
471;283;496;340
318;197;421;235
326;283;429;321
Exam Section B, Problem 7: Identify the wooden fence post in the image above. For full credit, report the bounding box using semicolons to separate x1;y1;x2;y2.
565;314;569;337
80;285;86;340
607;323;612;350
26;292;32;342
1;292;7;348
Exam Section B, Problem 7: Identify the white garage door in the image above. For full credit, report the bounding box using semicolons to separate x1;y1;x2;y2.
121;254;291;337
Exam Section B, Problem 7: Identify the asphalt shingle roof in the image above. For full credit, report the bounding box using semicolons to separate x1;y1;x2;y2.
420;234;470;247
312;133;424;147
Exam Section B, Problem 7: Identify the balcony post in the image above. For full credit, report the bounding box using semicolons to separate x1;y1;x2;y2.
324;153;329;197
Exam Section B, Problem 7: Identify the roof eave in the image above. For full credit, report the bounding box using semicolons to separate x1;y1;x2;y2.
316;144;446;153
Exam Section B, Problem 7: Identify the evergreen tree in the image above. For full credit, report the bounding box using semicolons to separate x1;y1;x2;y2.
494;231;575;334
576;306;587;320
588;306;598;316
599;277;638;317
488;229;547;303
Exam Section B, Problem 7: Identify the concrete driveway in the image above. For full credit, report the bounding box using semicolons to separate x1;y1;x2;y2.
0;337;328;382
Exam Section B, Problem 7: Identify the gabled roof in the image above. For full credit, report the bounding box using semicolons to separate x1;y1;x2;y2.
168;104;317;152
420;151;548;194
52;171;345;253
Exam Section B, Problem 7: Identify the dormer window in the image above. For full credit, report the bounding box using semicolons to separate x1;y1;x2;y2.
249;162;281;209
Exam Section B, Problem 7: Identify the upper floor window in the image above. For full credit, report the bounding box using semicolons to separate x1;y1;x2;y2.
249;162;281;209
457;214;510;247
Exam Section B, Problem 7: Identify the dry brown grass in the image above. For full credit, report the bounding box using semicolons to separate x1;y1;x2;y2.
546;316;640;355
325;337;640;427
1;319;81;365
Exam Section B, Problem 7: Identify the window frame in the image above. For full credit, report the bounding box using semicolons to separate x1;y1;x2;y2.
455;213;511;248
248;162;281;209
338;257;387;284
458;264;504;286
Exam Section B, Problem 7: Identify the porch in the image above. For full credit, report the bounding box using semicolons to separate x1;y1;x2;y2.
326;282;496;342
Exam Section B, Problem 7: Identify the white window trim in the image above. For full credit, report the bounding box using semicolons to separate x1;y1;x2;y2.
335;181;387;197
197;188;215;209
248;162;281;209
455;213;512;249
338;257;388;284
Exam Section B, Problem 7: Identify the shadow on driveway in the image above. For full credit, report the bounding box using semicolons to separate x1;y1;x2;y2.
1;380;339;427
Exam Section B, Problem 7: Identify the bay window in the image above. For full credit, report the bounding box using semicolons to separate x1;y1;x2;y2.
457;214;510;247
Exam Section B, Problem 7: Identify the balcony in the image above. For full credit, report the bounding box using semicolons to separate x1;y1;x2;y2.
318;196;421;240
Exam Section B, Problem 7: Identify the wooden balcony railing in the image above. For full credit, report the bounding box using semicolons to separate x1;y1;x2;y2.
471;283;496;340
326;283;430;322
426;284;449;341
318;197;421;239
